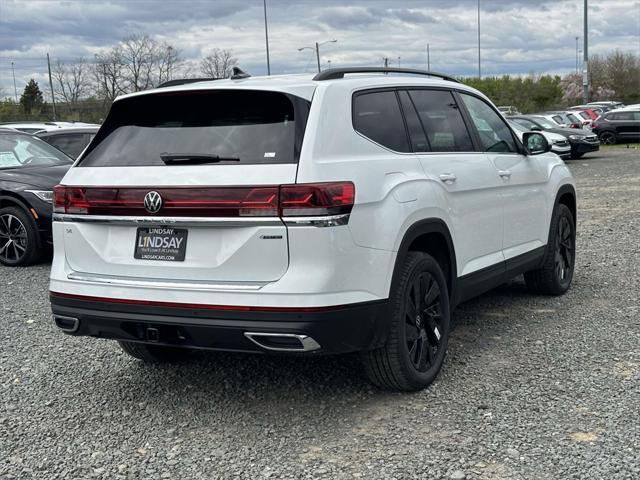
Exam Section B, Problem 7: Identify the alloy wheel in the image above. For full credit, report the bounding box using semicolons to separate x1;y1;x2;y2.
600;133;615;145
0;214;28;264
554;215;574;283
405;272;444;372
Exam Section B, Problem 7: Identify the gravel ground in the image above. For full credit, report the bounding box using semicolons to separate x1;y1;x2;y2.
1;148;639;480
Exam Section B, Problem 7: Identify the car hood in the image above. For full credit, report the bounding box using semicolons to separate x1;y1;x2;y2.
541;131;568;142
545;127;593;137
0;164;71;189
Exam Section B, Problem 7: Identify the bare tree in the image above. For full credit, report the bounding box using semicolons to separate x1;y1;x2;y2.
158;44;181;84
119;34;159;91
94;48;126;102
53;57;91;107
201;49;237;78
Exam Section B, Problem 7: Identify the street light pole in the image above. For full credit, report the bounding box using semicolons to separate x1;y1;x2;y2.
315;42;320;74
299;40;336;73
263;0;271;75
46;53;57;121
427;44;430;70
477;0;481;78
11;61;18;102
583;0;589;103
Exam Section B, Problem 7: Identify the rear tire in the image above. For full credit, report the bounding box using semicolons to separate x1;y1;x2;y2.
0;206;42;267
118;341;191;362
362;252;450;391
524;204;575;295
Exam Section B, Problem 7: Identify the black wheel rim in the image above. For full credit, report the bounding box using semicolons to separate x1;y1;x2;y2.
0;214;28;263
601;133;615;145
554;215;574;284
405;272;444;372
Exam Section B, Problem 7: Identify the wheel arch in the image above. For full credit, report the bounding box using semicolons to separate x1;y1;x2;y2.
554;183;577;226
0;191;34;215
391;218;458;305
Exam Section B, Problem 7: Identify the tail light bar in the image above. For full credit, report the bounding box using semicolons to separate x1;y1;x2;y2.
53;182;354;219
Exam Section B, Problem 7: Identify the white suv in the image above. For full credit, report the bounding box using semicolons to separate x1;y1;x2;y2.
49;67;577;391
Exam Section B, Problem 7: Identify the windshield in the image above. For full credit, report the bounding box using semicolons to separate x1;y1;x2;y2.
530;117;557;129
0;132;72;169
80;90;310;167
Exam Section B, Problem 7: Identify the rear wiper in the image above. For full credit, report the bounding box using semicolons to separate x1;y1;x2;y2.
160;153;240;165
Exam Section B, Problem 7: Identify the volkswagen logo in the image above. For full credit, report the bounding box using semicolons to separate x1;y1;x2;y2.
143;191;163;214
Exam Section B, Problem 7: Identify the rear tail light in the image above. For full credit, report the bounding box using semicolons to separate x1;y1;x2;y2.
53;182;355;219
279;182;354;217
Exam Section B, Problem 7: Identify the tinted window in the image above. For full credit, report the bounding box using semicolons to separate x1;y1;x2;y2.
552;115;563;124
579;112;589;119
408;89;474;152
353;90;410;152
0;132;71;168
45;133;90;159
81;90;307;167
398;91;429;152
609;112;634;121
512;118;537;130
634;112;640;121
460;93;517;153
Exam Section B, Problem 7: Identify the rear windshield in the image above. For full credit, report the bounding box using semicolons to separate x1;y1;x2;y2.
79;90;310;167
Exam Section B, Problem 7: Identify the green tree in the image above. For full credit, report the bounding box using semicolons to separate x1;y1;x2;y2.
19;79;44;114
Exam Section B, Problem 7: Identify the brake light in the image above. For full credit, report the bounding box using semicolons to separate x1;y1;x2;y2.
52;182;355;218
279;182;355;216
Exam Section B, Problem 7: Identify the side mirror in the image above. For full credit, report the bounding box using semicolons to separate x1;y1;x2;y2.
523;132;550;155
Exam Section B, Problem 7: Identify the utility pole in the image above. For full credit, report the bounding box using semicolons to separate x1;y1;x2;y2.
315;42;321;73
427;44;430;70
583;0;589;103
575;36;580;74
11;61;18;102
299;40;336;73
46;53;57;121
263;0;271;75
477;0;481;78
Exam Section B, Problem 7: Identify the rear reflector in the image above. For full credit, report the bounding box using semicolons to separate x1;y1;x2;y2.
53;182;354;218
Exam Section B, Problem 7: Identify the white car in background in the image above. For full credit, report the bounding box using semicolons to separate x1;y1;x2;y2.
508;120;571;159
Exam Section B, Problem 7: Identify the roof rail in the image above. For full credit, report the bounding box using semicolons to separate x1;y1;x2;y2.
157;78;216;88
313;67;460;83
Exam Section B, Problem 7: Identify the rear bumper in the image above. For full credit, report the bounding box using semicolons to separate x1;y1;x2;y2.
50;293;390;355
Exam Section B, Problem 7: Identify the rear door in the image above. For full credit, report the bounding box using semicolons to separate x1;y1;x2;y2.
58;89;310;284
403;88;505;277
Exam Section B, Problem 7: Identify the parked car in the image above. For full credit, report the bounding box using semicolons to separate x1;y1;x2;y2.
541;112;579;128
508;120;571;159
586;101;625;112
498;105;521;115
0;129;73;266
569;105;604;116
591;109;640;144
0;122;62;134
37;126;100;159
509;115;599;158
49;67;577;391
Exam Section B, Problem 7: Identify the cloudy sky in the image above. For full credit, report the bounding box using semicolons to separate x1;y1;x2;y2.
1;0;639;99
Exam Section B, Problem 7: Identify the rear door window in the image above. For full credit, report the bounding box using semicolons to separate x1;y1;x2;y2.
45;133;88;158
398;91;429;152
408;89;474;152
80;90;309;166
353;90;410;152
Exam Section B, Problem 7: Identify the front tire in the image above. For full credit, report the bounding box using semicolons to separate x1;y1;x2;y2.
119;341;191;363
362;252;450;391
0;206;41;266
524;204;575;295
599;131;616;145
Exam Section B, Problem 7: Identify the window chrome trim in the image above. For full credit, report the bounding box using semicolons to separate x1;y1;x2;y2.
53;214;283;227
283;214;350;227
66;272;267;292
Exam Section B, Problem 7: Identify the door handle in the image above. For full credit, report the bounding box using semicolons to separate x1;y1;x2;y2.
498;170;512;179
439;173;457;183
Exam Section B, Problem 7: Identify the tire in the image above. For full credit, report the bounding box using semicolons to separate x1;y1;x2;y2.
524;204;575;295
0;206;42;266
362;252;450;391
599;131;616;145
118;341;191;363
570;152;584;159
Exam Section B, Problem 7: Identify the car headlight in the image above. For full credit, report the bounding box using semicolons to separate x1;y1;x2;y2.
25;190;54;203
569;134;585;140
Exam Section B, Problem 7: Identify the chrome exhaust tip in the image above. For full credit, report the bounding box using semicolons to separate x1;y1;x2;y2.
244;332;321;352
52;315;80;333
